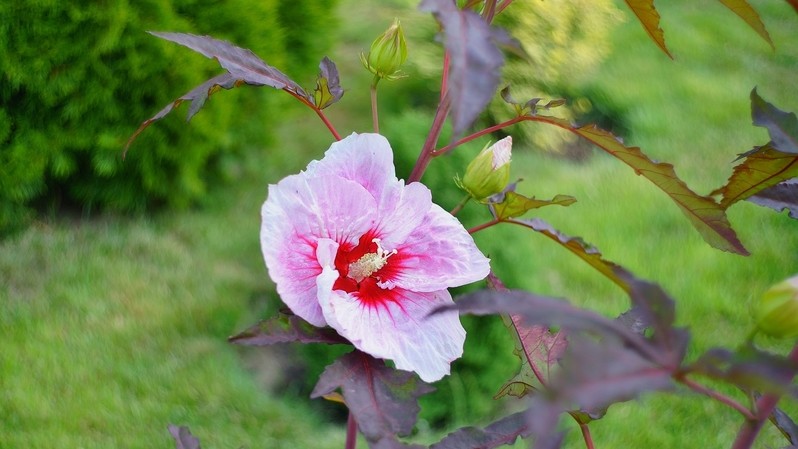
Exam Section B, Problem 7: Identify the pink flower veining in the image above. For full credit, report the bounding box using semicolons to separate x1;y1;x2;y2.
260;133;490;382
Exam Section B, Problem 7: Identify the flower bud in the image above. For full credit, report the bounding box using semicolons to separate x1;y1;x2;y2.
360;18;407;80
754;275;798;339
460;137;512;201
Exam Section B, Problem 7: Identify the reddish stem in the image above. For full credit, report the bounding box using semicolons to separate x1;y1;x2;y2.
408;96;450;183
577;421;595;449
286;90;342;141
731;343;798;449
345;411;357;449
433;116;526;156
468;219;500;234
440;52;450;101
370;78;380;134
677;376;755;420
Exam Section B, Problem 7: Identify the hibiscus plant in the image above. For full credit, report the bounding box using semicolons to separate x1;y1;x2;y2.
127;1;798;448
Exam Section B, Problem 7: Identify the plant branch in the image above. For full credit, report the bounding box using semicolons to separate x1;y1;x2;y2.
731;343;798;449
408;95;450;183
434;116;526;156
677;376;755;420
575;419;595;449
468;218;500;234
286;90;342;141
345;411;357;449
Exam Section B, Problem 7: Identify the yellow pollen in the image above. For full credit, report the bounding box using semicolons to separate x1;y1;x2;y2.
348;238;397;283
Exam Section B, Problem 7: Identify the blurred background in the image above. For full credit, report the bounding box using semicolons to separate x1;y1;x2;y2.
2;0;798;447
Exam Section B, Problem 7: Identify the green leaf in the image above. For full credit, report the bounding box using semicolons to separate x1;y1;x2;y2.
507;217;629;293
310;351;433;445
717;0;774;48
492;191;576;220
228;312;348;346
751;88;798;154
623;0;673;59
313;57;344;109
711;144;798;208
526;115;748;255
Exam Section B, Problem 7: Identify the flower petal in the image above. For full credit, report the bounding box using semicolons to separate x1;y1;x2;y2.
373;182;432;248
318;287;466;383
306;133;400;204
261;174;377;326
391;204;490;292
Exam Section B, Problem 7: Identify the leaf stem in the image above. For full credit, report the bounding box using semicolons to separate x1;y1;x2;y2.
286;90;342;141
677;376;755;420
434;116;526;156
314;107;342;141
576;420;595;449
730;343;798;449
468;218;500;234
345;411;357;449
370;77;380;134
450;194;471;216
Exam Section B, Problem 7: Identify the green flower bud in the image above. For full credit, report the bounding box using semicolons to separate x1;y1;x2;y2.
459;137;512;201
360;18;407;80
754;275;798;339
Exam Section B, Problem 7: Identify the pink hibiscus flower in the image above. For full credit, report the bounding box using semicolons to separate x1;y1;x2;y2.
260;133;490;382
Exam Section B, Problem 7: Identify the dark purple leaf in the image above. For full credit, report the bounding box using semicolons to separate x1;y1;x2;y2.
420;0;505;137
168;425;201;449
751;88;798;154
150;32;308;99
430;412;531;449
771;406;798;445
506;218;629;293
125;73;245;155
314;57;344;109
689;347;798;395
748;178;798;219
228;312;348;346
311;351;434;444
615;268;689;366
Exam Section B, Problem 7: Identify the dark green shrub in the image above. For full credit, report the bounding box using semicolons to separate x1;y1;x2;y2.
0;0;338;234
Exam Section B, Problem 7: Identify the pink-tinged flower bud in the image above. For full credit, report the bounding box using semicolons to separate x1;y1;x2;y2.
460;137;512;201
754;275;798;339
360;18;407;80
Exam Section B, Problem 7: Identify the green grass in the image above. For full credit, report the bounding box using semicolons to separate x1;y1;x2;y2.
3;1;798;448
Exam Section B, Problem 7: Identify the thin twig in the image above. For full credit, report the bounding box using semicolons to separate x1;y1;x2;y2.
345;411;357;449
370;78;380;133
468;219;500;234
678;376;756;420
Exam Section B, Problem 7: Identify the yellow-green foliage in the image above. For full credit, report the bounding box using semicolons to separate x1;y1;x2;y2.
0;0;338;234
492;0;624;152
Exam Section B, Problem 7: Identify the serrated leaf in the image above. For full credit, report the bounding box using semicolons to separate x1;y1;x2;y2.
314;57;344;109
420;0;504;137
125;73;245;155
150;32;309;99
506;217;629;292
168;425;201;449
495;317;568;399
500;86;540;116
430;412;531;449
751;88;798;154
228;312;348;346
527;115;748;255
771;406;798;445
310;351;433;444
492;192;576;220
747;178;798;218
689;347;798;395
717;0;774;48
623;0;673;59
711;144;798;208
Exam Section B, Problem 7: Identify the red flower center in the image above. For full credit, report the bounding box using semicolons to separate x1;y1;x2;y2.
332;231;403;307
